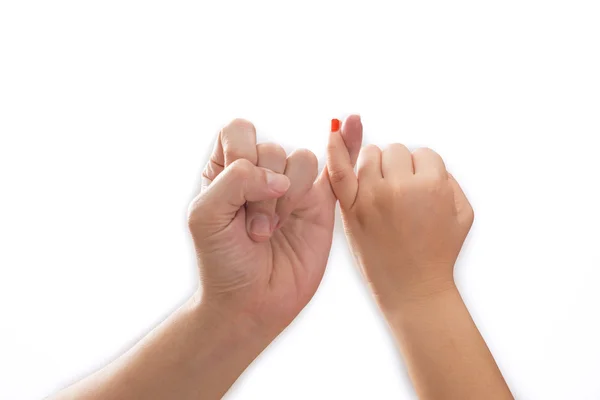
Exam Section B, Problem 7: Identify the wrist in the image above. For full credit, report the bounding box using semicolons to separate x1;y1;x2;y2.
188;291;276;354
377;277;459;319
132;293;275;400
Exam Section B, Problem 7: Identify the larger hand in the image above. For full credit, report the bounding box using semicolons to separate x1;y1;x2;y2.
49;117;363;400
189;117;363;334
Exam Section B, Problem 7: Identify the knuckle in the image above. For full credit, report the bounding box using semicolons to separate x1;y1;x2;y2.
326;137;339;152
224;148;255;165
413;147;446;168
228;158;254;179
258;142;287;161
413;146;436;156
363;144;381;154
225;149;243;162
328;168;348;185
384;143;409;153
417;175;445;193
289;149;319;181
226;118;256;136
358;145;382;166
291;148;318;166
390;181;410;197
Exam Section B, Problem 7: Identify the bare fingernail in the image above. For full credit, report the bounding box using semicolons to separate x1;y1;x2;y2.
250;214;271;237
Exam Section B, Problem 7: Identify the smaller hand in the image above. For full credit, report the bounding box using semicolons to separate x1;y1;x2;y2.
326;132;513;400
327;135;474;311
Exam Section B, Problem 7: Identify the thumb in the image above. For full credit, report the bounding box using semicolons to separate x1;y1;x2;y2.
327;118;359;209
188;159;290;231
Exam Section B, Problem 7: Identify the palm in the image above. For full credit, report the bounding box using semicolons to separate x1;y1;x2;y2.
195;179;333;322
268;178;336;316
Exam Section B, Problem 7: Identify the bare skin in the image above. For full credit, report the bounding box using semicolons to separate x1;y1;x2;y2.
49;115;511;399
326;120;513;400
50;118;363;400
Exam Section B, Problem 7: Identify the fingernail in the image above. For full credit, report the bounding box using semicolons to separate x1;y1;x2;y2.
331;118;341;132
250;214;271;237
266;170;290;193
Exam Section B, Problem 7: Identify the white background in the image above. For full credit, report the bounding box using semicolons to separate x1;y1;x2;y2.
1;1;600;399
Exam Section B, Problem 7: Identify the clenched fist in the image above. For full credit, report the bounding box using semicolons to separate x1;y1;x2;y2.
327;129;474;312
188;117;363;334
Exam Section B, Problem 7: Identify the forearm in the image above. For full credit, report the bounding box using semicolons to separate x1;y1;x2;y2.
50;294;271;400
385;285;513;400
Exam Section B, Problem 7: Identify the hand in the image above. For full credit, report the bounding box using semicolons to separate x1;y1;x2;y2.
326;135;474;312
326;130;513;400
50;117;363;400
189;117;363;334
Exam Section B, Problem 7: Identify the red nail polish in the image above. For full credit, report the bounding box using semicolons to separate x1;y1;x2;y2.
331;118;341;132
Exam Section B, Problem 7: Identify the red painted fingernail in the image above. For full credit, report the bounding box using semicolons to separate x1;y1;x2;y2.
331;118;341;132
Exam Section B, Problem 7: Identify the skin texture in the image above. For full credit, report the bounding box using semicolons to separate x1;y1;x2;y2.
49;115;511;399
192;117;362;334
327;125;514;400
49;117;363;400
